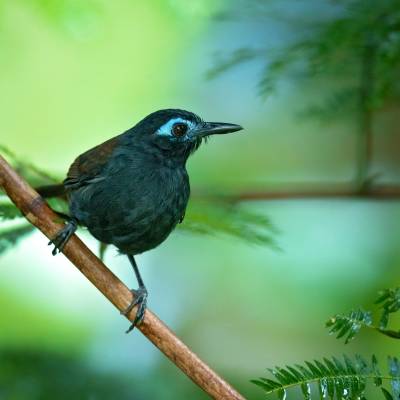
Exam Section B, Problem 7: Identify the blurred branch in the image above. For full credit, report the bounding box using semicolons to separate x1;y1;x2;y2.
199;184;400;202
0;154;245;400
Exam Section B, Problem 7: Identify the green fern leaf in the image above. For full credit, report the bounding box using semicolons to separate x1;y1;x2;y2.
0;224;34;255
206;48;260;80
179;200;278;248
375;288;400;329
381;387;394;400
252;355;397;399
327;289;400;342
373;355;383;386
301;381;311;399
388;357;400;398
0;202;22;220
326;308;372;343
0;145;60;187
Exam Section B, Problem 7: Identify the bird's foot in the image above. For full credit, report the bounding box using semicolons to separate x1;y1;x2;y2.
48;219;78;256
122;287;148;333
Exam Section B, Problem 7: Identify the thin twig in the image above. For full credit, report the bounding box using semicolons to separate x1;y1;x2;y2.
0;154;245;400
194;184;400;202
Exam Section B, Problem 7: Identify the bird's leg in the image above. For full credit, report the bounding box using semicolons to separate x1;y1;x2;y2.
53;211;72;221
48;214;78;256
122;254;148;333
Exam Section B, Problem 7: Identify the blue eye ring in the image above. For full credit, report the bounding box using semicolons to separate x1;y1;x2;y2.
172;122;188;138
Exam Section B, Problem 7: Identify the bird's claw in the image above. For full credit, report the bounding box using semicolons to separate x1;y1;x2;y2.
48;220;77;256
122;287;148;333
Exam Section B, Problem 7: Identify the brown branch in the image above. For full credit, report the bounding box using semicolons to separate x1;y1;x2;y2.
194;184;400;202
0;154;245;400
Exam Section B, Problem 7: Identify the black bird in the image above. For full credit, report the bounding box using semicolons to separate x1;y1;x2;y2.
37;109;243;332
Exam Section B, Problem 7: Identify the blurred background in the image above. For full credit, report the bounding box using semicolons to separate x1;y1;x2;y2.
1;0;400;398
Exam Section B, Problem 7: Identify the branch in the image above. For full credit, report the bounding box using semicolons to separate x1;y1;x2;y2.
0;154;245;400
196;184;400;202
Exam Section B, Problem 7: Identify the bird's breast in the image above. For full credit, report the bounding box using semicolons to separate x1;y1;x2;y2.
70;166;190;254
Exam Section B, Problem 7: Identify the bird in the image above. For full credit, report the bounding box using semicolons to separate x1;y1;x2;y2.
37;109;243;333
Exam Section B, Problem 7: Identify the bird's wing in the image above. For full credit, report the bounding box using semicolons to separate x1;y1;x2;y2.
64;136;120;190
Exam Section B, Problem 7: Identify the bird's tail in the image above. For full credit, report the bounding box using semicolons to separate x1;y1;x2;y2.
35;183;66;198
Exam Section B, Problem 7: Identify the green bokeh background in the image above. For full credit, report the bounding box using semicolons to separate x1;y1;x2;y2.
1;1;399;399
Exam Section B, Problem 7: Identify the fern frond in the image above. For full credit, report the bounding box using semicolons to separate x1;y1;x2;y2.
1;194;69;226
326;308;372;343
375;288;400;329
180;200;278;248
298;88;359;122
211;0;400;121
252;355;398;400
0;202;22;220
0;145;60;187
206;48;260;80
388;357;400;399
0;223;34;255
327;288;400;342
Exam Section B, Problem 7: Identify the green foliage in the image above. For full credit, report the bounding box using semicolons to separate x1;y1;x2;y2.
254;287;400;398
210;0;400;116
0;347;208;400
0;144;65;256
0;348;137;400
0;202;22;220
0;197;68;257
206;48;259;80
252;355;400;400
0;145;59;188
326;308;372;344
181;199;278;247
375;288;400;329
297;88;358;121
326;288;400;343
0;223;34;255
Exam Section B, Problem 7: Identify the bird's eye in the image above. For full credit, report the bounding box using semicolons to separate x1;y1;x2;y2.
172;123;188;138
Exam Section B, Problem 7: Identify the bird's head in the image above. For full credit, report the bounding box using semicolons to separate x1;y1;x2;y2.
130;109;243;163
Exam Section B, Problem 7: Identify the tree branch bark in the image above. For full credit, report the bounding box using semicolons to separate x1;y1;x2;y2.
0;154;245;400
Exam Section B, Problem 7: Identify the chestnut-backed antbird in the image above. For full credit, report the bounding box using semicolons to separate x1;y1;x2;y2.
37;109;243;333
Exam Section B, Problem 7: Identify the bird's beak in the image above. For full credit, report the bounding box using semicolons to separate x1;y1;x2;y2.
191;122;243;138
